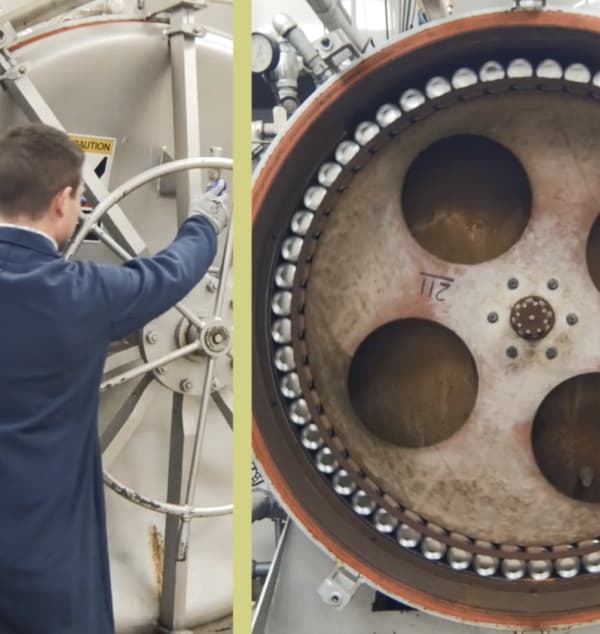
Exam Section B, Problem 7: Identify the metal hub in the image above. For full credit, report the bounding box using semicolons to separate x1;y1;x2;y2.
510;295;555;340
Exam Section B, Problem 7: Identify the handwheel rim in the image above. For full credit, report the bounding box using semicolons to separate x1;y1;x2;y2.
69;157;234;518
253;10;600;627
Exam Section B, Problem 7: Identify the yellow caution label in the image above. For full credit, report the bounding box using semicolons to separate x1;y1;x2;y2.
69;134;115;154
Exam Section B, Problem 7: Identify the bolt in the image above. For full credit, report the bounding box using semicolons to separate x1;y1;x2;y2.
567;313;578;326
506;346;518;359
145;331;159;344
545;347;558;360
180;379;193;392
487;312;499;324
211;379;221;392
321;37;332;50
508;278;519;290
18;65;26;75
547;278;559;290
207;279;218;293
212;332;225;344
155;366;167;375
330;592;341;605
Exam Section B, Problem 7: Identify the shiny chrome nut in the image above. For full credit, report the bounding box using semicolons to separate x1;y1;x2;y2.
301;423;323;451
280;372;301;399
536;59;563;79
507;58;533;78
421;535;447;561
332;469;357;496
399;88;425;112
451;67;478;89
315;446;338;474
397;523;422;548
373;508;398;534
553;546;580;579
271;291;292;317
352;489;376;516
274;263;296;288
354;121;380;146
565;62;591;83
335;140;360;165
273;345;295;373
303;185;327;211
425;76;452;99
290;211;314;236
375;103;402;128
317;162;342;188
281;237;303;262
580;541;600;573
479;60;505;82
289;398;311;425
271;318;291;344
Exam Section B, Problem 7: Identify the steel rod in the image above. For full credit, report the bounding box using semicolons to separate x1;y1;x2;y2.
100;341;201;392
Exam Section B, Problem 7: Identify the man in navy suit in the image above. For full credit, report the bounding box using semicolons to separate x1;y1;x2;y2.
0;124;228;633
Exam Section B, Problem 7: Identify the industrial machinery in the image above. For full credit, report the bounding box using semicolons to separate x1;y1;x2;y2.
0;1;233;632
252;0;600;631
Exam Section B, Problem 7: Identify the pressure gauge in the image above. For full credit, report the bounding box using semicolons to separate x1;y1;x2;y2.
252;32;279;75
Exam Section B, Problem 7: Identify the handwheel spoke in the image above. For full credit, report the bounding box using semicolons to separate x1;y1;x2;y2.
100;341;200;392
100;374;163;466
80;162;147;256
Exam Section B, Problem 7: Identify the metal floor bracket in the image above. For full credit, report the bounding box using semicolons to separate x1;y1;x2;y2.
317;563;361;610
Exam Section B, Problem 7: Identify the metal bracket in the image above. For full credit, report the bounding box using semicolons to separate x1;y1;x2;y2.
164;23;206;38
145;0;206;16
317;563;362;610
0;22;17;51
513;0;546;10
314;29;360;71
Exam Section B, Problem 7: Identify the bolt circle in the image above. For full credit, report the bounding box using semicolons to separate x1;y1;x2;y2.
546;347;558;360
567;313;579;326
487;312;499;324
547;278;559;290
508;278;519;290
506;346;518;359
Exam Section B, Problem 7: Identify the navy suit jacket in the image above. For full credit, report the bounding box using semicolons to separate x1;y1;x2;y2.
0;216;217;633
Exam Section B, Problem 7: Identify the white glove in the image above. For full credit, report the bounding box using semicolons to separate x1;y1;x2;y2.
192;178;229;234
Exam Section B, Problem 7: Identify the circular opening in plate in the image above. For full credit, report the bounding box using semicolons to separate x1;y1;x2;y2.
401;134;532;264
347;319;478;448
586;215;600;292
533;373;600;503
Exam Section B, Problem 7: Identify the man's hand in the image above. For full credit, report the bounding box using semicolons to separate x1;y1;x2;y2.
191;178;230;234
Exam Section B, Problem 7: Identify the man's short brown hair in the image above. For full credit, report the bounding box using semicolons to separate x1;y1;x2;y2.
0;124;84;219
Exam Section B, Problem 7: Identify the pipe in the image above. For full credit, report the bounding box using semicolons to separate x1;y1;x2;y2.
253;488;280;522
253;561;271;579
305;0;370;53
272;13;333;84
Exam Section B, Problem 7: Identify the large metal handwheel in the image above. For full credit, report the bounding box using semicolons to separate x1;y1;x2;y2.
66;157;233;522
253;10;600;629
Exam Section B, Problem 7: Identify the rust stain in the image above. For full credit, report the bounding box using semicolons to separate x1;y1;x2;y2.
149;525;164;597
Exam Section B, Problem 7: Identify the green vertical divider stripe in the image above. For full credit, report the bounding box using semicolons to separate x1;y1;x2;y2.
233;0;252;632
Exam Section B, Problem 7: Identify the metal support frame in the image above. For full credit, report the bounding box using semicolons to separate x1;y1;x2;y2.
168;4;205;224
